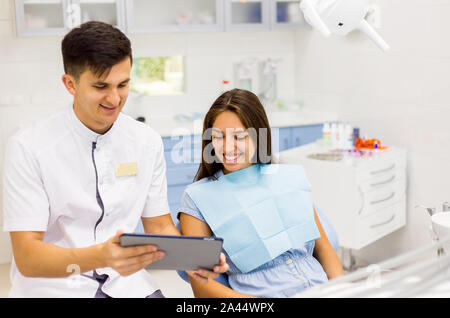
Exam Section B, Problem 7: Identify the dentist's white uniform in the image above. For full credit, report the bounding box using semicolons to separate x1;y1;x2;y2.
2;106;170;297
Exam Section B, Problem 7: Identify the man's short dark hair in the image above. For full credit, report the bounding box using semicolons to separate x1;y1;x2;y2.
61;21;132;80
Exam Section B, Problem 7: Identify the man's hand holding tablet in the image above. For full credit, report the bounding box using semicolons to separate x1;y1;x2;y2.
119;232;229;283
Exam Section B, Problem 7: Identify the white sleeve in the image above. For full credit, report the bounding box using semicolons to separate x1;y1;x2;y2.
141;135;170;218
2;136;50;231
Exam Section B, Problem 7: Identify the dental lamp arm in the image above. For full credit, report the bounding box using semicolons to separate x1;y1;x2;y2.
300;0;331;37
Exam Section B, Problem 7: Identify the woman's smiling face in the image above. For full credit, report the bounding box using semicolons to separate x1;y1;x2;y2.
211;111;256;174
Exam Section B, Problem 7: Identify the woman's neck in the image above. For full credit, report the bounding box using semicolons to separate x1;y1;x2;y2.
222;163;253;175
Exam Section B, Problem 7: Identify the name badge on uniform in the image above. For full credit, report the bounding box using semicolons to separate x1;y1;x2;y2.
115;162;138;177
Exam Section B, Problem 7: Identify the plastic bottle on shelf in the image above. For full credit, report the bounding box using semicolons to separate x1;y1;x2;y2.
353;127;360;146
330;122;338;149
337;122;345;149
344;122;353;150
322;122;331;148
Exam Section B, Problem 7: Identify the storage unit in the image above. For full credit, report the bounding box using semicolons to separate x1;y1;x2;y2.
270;0;310;30
15;0;68;36
279;143;407;250
125;0;224;34
224;0;270;31
14;0;309;36
272;124;323;152
14;0;126;37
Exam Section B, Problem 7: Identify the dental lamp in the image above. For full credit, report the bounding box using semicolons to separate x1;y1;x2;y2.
300;0;390;52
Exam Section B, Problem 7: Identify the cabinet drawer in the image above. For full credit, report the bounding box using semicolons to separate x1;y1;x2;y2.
359;167;406;193
360;180;406;216
162;135;193;151
272;127;292;152
192;139;203;164
166;166;197;186
357;199;406;248
357;156;405;183
291;124;323;147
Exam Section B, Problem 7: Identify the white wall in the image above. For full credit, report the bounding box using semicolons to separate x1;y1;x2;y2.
293;0;450;264
127;30;297;121
0;0;298;263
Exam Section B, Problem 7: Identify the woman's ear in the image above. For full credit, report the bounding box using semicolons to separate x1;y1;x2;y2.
61;74;77;96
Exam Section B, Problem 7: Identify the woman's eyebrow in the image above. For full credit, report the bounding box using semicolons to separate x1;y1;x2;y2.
212;128;223;134
212;128;248;135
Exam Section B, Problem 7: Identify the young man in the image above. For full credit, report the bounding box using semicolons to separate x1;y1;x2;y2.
2;21;228;298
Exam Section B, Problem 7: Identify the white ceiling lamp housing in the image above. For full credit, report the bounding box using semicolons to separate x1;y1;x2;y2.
300;0;390;52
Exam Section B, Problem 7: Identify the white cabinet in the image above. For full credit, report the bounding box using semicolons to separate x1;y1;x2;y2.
125;0;224;34
225;0;309;32
72;0;126;30
224;0;270;31
270;0;309;30
279;143;407;250
15;0;68;36
14;0;309;36
14;0;126;37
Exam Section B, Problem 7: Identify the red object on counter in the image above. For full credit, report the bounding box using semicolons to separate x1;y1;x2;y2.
355;138;389;150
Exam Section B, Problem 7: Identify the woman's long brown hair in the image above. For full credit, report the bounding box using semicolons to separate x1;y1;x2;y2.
195;89;273;181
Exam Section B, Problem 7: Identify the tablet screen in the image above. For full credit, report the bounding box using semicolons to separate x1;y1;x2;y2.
119;233;223;271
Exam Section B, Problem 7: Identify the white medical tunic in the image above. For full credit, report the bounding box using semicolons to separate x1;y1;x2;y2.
2;106;170;297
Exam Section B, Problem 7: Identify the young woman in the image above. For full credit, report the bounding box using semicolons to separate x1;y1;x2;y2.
178;89;343;298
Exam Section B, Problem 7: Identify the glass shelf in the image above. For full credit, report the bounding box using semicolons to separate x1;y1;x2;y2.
275;0;302;24
127;0;222;33
15;0;308;37
231;0;263;24
71;0;120;27
15;0;126;36
23;0;64;30
225;0;269;31
270;0;308;30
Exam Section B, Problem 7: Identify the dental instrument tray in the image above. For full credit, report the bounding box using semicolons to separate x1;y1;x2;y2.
307;153;343;161
119;233;223;271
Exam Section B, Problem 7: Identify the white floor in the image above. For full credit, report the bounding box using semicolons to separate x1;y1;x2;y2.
0;263;194;298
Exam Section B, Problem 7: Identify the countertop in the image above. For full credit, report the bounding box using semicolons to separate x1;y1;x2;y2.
279;142;406;168
146;110;339;137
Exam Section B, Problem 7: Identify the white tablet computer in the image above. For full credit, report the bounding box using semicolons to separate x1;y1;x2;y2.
119;233;223;271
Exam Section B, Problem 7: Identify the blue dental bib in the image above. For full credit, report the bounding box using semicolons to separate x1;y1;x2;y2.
186;164;320;273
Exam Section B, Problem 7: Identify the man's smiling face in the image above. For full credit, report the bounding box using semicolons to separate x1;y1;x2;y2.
67;57;132;134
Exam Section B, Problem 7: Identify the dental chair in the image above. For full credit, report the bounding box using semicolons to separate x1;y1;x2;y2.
177;205;339;287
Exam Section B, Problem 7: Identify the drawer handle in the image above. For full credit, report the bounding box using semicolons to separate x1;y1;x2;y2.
370;174;396;187
370;214;396;229
370;192;395;205
370;163;396;175
358;186;365;215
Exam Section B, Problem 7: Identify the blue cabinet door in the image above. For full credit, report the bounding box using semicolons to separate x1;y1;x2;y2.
166;166;197;186
291;124;323;147
271;127;292;152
